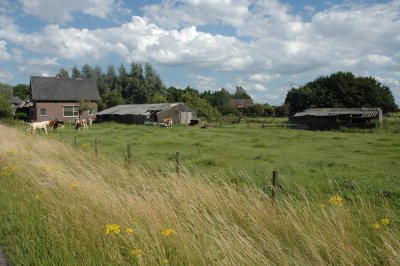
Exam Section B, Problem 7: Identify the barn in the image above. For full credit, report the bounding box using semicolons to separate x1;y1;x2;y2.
96;103;197;125
290;108;383;130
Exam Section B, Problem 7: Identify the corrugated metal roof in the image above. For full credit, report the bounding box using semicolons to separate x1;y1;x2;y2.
96;103;182;115
31;76;100;101
293;108;382;118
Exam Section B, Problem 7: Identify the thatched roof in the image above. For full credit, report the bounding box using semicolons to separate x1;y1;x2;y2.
30;76;100;101
97;103;186;116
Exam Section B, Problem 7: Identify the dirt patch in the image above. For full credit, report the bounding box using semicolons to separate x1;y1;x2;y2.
0;248;8;266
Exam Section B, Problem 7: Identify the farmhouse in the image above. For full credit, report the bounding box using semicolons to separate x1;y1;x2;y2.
290;108;383;130
230;99;254;109
96;103;197;125
24;76;100;122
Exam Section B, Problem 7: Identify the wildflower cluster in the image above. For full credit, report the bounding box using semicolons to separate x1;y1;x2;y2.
371;218;390;230
161;228;175;237
105;224;121;235
329;195;343;206
80;143;90;151
130;248;143;257
0;165;18;177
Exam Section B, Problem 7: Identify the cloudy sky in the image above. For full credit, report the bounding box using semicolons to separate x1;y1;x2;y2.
0;0;399;105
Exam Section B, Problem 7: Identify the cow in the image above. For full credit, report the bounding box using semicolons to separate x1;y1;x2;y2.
48;120;65;130
163;118;173;127
87;118;93;127
29;121;48;135
75;119;88;130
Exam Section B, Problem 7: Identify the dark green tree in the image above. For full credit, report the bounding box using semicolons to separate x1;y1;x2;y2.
285;72;398;114
233;86;252;99
56;68;69;78
13;84;29;100
71;65;81;78
81;64;95;79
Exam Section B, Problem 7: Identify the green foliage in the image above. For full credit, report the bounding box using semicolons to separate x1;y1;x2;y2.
99;89;125;110
0;82;12;100
56;68;69;78
0;93;12;118
15;112;28;120
13;84;29;100
285;72;398;114
180;87;221;120
71;65;81;78
233;86;252;99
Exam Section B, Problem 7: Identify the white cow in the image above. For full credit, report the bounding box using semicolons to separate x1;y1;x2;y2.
29;121;48;135
163;118;173;127
75;118;88;130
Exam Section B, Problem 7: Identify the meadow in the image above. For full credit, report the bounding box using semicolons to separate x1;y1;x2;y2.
0;119;399;265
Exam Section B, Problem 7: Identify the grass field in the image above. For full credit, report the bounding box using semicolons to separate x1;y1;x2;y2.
34;118;400;211
1;119;400;264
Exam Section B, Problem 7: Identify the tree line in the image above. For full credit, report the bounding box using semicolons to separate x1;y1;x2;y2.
56;63;281;119
285;72;398;115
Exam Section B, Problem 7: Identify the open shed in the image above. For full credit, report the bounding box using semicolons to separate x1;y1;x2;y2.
290;108;383;130
96;103;197;125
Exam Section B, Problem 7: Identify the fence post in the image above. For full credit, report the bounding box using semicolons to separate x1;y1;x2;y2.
59;131;62;142
176;152;180;174
272;170;278;204
95;139;99;157
127;144;132;165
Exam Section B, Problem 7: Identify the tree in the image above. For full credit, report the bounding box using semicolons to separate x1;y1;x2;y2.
56;68;69;78
13;84;29;100
78;100;95;119
233;86;252;99
81;64;94;79
284;72;398;114
181;87;221;120
99;89;125;110
0;83;13;118
71;65;81;78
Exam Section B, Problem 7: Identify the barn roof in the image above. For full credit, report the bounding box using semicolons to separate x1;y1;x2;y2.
96;103;185;115
30;76;100;101
293;108;382;118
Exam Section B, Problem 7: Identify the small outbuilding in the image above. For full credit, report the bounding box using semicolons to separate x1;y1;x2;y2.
290;108;383;130
96;103;197;125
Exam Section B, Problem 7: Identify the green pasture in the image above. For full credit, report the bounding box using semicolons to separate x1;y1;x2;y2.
32;118;400;212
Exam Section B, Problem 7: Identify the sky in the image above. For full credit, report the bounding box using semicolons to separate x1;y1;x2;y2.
0;0;399;105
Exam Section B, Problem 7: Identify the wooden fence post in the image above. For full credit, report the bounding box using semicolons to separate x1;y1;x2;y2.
127;144;132;165
95;139;99;157
272;170;278;204
176;152;180;174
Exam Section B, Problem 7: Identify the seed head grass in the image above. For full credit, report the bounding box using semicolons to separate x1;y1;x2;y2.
0;124;399;265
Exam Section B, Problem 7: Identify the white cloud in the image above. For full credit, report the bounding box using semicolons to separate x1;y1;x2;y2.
0;69;13;82
18;0;130;24
189;74;217;90
142;0;249;28
0;40;10;60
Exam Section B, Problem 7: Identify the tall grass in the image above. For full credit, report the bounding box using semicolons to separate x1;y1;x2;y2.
0;124;399;265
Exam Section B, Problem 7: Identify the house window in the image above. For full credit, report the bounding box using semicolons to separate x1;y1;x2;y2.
88;109;94;115
40;108;46;116
63;106;79;117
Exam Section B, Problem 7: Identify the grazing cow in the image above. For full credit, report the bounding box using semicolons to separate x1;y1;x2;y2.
29;121;48;135
163;118;173;127
48;120;65;130
87;118;93;127
75;119;88;130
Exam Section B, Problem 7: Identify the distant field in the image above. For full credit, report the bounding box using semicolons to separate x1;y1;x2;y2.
17;117;400;212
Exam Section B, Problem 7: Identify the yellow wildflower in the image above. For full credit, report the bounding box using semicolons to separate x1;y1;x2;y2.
371;223;380;229
130;248;143;257
161;228;175;236
105;224;121;235
329;195;343;206
70;182;78;189
319;204;325;208
380;218;390;225
0;166;18;177
126;228;134;234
